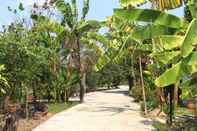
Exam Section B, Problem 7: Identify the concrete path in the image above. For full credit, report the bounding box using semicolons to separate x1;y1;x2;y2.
33;86;155;131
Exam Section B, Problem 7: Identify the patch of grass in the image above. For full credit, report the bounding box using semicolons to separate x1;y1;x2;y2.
176;107;195;116
153;122;168;131
153;119;197;131
47;101;79;114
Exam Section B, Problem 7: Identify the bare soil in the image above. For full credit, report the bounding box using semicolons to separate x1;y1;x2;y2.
17;113;53;131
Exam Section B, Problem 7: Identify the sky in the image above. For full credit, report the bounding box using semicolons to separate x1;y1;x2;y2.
0;0;184;29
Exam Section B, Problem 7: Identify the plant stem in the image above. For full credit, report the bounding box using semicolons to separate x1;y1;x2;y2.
139;56;147;115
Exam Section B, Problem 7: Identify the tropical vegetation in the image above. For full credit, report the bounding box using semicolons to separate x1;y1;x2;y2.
0;0;197;130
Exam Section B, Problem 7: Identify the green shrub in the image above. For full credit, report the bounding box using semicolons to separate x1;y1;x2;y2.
131;84;143;102
132;83;159;111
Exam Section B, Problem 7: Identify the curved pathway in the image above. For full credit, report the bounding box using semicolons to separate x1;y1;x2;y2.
33;86;155;131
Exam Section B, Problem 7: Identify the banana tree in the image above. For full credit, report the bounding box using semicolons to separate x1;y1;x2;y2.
155;19;197;90
114;7;181;113
49;0;101;103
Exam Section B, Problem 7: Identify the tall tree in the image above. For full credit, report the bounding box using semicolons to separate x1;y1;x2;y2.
49;0;101;102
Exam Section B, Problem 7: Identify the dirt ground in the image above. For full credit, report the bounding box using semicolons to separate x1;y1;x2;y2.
17;113;53;131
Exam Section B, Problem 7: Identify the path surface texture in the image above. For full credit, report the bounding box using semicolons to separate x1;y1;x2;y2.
33;86;155;131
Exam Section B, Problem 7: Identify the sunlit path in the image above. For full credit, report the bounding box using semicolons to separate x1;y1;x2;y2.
33;86;155;131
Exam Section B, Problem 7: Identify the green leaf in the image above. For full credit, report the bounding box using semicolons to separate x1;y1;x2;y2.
189;2;197;19
94;55;110;71
78;20;101;33
151;51;181;64
181;19;197;57
155;62;182;87
136;44;152;51
0;65;5;71
132;25;178;41
183;52;197;74
185;51;197;65
82;0;89;19
114;8;186;29
18;2;24;11
154;35;183;50
71;0;78;22
87;32;109;46
120;0;146;7
55;0;74;28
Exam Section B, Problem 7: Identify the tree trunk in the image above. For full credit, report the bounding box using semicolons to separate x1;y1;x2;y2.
131;53;136;87
76;37;85;103
65;89;70;103
81;73;87;93
47;89;51;103
32;81;37;104
127;75;134;91
139;56;147;115
25;86;29;120
173;82;179;112
79;81;85;103
60;88;66;103
169;86;174;126
55;89;61;103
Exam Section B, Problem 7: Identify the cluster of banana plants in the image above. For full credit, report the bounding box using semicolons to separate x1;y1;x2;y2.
99;0;197;124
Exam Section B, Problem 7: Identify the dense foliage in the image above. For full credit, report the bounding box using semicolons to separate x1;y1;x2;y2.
0;0;196;129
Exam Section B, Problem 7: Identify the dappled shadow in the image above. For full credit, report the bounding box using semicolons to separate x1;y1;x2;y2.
140;119;161;131
92;106;139;115
77;104;140;116
103;90;130;96
140;120;155;126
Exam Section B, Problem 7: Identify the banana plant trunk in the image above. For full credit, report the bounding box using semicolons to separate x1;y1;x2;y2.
131;53;136;87
82;73;87;93
25;86;29;120
76;37;85;103
173;82;179;112
139;56;147;115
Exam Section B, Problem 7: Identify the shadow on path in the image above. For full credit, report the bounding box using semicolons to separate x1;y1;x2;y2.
103;90;130;96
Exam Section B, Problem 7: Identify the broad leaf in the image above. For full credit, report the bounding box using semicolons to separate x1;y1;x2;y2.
120;0;146;7
181;19;197;57
78;20;101;34
136;44;152;51
55;0;74;28
185;51;197;65
132;25;178;41
154;35;183;50
114;8;186;29
151;51;181;64
189;1;197;19
87;32;109;46
183;52;197;74
82;0;89;19
155;62;182;87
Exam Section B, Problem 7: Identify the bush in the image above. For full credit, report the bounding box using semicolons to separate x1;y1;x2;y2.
131;83;159;111
131;84;143;102
86;72;100;91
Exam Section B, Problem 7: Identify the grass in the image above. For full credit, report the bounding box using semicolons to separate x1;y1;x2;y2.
153;122;168;131
47;101;79;114
175;107;195;116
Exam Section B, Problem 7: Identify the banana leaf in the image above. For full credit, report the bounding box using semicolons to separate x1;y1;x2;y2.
114;8;187;29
